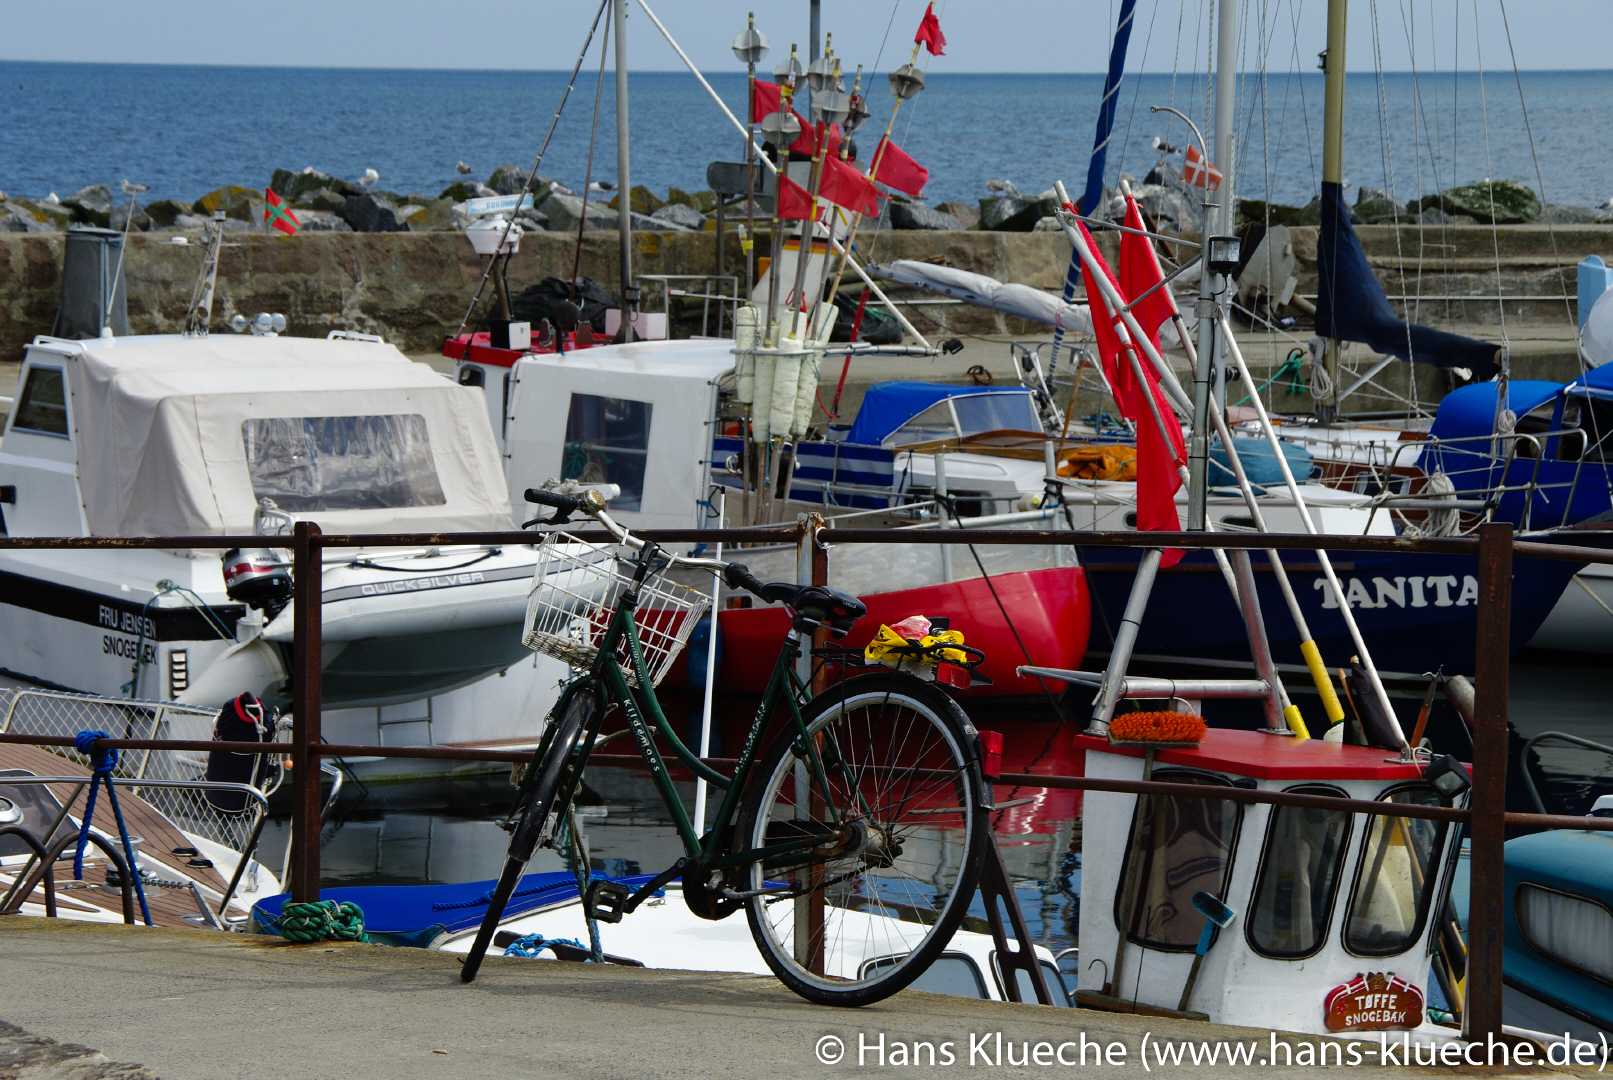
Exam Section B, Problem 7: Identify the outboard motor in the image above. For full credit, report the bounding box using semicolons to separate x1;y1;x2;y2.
204;692;278;813
222;548;293;620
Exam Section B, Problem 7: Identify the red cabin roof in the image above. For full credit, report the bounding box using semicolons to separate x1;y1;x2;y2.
1075;728;1428;781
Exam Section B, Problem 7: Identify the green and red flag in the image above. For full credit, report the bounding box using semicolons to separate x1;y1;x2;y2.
263;188;300;235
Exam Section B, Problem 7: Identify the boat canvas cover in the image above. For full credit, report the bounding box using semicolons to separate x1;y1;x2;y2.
844;382;1038;447
1316;180;1500;378
66;337;513;536
867;260;1094;337
505;340;733;532
1427;380;1562;443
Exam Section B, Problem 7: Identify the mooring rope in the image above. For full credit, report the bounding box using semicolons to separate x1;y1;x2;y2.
71;730;151;926
271;900;370;944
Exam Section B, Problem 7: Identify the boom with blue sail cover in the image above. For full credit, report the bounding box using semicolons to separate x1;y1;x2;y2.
1316;181;1499;379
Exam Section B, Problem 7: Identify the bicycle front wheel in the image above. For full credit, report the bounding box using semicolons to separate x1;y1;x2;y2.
737;671;989;1007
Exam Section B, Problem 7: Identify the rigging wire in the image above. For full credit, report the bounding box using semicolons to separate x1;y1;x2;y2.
453;0;610;340
1369;0;1418;410
1470;0;1510;350
1496;0;1579;349
572;12;612;304
1113;0;1162;185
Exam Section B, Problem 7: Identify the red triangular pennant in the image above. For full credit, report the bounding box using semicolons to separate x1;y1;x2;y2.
871;138;929;198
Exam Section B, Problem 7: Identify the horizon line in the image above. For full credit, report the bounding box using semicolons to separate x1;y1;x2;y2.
1;58;1609;77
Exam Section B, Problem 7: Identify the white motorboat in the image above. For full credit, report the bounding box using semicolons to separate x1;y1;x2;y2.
0;684;287;928
0;330;569;779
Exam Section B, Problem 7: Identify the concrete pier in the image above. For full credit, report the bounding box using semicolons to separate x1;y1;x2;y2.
0;917;1598;1079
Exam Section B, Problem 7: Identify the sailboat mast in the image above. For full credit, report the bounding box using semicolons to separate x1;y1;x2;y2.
1318;0;1348;420
1187;0;1239;529
614;0;635;342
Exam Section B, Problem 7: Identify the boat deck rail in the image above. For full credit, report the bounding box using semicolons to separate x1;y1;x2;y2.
1;520;1608;1043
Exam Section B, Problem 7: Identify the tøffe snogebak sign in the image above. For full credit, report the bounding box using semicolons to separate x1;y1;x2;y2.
1323;972;1425;1032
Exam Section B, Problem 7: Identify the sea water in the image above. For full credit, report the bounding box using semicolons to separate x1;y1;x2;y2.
2;62;1608;212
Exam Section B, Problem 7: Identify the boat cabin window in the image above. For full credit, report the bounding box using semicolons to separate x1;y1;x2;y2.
1114;769;1243;951
242;415;446;512
1246;785;1353;959
562;394;652;512
1342;784;1450;957
883;393;1040;448
952;393;1039;437
1515;883;1613;984
861;952;988;999
1551;395;1613;463
11;366;69;437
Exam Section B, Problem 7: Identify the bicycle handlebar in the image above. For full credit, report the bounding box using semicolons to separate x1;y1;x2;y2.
523;488;585;514
523;487;733;578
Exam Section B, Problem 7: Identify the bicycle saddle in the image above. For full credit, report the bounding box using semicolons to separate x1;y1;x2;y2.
759;582;867;635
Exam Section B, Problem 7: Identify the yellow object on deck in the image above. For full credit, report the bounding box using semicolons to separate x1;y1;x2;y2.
1283;704;1311;741
1300;639;1346;724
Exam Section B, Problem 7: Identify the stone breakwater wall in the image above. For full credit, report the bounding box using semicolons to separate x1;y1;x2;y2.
1;224;1604;363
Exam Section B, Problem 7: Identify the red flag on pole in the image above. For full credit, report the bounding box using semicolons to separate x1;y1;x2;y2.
1077;218;1185;562
751;81;816;156
776;173;822;221
263;188;300;235
914;2;946;56
1181;144;1222;190
871;138;929;198
819;154;879;216
1118;195;1179;350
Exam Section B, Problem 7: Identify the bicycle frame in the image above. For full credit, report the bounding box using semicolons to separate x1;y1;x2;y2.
518;576;845;877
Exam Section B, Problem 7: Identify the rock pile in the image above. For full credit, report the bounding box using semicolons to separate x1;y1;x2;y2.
0;164;762;236
5;165;1603;238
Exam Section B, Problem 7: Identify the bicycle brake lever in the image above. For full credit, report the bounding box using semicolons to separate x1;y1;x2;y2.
522;509;575;528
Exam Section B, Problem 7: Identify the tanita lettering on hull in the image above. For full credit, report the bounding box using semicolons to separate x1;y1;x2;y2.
1323;972;1425;1032
1314;575;1478;610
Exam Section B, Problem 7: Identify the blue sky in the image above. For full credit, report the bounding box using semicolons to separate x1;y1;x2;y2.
2;1;1607;74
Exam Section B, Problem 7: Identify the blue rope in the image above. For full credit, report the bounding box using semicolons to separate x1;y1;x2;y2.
502;933;591;960
72;730;152;926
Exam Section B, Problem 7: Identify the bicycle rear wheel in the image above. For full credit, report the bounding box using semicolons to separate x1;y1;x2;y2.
460;685;596;983
737;671;989;1006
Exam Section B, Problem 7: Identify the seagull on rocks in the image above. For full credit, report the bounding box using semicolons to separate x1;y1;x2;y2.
456;161;474;175
358;169;380;187
1599;197;1613;213
1150;135;1180;155
120;179;148;197
44;192;59;205
985;179;1019;196
588;180;616;194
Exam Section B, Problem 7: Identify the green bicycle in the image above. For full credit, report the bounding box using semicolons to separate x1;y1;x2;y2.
458;487;993;1007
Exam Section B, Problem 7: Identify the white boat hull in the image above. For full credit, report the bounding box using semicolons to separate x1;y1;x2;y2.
1528;563;1613;654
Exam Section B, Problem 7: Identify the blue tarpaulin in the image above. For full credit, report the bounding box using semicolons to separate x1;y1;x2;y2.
252;871;659;948
1316;180;1500;379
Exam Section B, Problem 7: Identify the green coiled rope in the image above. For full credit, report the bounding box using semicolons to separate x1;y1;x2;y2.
275;900;369;943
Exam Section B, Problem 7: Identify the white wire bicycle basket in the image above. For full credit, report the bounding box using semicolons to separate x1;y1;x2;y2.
523;532;711;687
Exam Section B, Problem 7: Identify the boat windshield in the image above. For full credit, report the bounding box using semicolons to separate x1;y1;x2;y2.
1115;770;1243;951
1246;786;1353;959
884;392;1040;447
1342;784;1449;957
242;415;447;512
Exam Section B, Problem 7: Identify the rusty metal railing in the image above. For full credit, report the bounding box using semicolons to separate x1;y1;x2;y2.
3;519;1611;1043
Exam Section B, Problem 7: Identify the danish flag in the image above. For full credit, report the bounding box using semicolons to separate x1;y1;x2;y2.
1181;145;1223;190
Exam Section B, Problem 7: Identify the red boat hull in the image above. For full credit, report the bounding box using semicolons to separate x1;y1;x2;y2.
711;566;1090;698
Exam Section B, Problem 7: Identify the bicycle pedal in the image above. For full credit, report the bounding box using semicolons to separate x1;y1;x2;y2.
584;880;630;924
